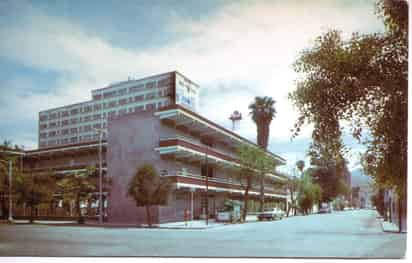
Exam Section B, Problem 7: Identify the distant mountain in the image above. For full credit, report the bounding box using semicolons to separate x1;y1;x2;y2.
350;168;373;188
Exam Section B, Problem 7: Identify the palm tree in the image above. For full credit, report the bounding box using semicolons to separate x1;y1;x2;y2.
296;160;305;177
249;96;277;211
127;164;171;227
248;96;277;149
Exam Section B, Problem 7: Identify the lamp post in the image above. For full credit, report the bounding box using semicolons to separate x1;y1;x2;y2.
1;149;25;223
94;128;104;224
8;160;12;222
205;149;209;226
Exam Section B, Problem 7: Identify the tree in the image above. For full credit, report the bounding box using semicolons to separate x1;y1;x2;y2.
15;171;56;223
296;160;305;177
249;96;277;210
297;173;322;215
236;143;272;220
127;164;171;227
306;164;348;203
57;167;97;223
249;96;277;150
285;175;300;217
289;0;407;232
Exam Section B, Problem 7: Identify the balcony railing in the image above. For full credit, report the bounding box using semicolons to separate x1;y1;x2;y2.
158;136;239;164
166;171;287;196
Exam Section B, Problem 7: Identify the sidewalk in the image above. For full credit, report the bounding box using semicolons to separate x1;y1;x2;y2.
11;219;77;225
2;214;262;229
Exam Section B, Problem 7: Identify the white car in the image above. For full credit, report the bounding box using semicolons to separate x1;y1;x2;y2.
258;208;285;221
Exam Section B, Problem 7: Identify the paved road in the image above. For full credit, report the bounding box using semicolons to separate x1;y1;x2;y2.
0;210;406;258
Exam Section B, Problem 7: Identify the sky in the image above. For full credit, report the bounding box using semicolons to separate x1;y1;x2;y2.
0;0;385;173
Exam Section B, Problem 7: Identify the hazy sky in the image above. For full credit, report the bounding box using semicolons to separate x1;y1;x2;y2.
0;0;385;172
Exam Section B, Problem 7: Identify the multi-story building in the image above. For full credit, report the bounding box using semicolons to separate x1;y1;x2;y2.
18;71;288;225
108;104;287;223
38;71;199;148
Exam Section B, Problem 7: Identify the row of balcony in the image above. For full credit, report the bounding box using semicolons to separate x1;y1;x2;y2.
165;171;287;197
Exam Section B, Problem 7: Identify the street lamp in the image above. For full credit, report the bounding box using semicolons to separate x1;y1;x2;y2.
94;128;104;224
0;149;25;223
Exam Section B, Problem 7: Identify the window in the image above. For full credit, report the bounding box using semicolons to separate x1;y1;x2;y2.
201;165;214;178
49;113;57;120
61;111;69;117
108;101;117;108
70;108;79;115
119;98;128;105
93;104;102;111
49;122;57;128
39;115;48;122
70;128;78;134
70;118;78;125
146;103;156;111
118;88;127;96
70;137;78;143
158;77;173;87
119;109;127;116
146;81;155;89
93;114;101;120
108;111;116;118
61;129;69;135
40;124;47;129
134;105;144;112
93;94;102;100
134;95;144;102
40;133;47;139
129;84;144;93
103;91;116;99
61;120;69;126
84;125;92;132
146;92;156;100
93;123;101;129
83;106;92;113
84;115;92;122
48;131;57;137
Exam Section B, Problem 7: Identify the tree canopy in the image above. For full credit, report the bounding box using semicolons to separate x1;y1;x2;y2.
127;164;171;227
249;96;277;149
289;0;407;230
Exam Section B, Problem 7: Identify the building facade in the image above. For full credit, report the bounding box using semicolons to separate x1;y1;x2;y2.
38;71;199;148
107;105;287;224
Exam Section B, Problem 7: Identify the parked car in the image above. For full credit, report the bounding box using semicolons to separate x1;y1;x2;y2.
318;203;332;214
258;208;285;221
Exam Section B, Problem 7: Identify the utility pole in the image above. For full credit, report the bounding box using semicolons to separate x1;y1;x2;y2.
98;130;103;224
1;149;25;223
205;147;209;226
93;128;104;224
8;160;12;222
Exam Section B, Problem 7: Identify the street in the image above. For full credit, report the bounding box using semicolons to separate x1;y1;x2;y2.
0;210;406;258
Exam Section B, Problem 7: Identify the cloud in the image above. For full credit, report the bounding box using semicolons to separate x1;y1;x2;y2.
0;0;383;153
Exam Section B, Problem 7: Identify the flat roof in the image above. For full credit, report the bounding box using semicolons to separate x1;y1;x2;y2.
156;104;286;163
26;140;107;155
91;71;176;93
